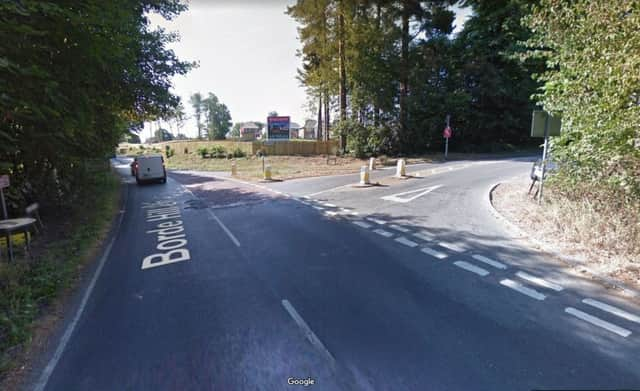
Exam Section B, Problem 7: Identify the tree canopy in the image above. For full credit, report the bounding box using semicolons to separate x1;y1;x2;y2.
0;0;194;208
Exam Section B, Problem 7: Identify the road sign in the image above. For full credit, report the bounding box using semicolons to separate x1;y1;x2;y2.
267;116;291;140
531;111;561;137
0;175;8;189
443;126;452;139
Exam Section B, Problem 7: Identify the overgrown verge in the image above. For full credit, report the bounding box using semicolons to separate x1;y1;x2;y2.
0;169;121;380
493;177;640;288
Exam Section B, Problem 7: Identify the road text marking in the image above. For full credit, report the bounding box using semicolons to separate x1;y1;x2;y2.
565;307;631;337
516;271;563;292
500;279;546;301
582;299;640;324
454;261;490;276
395;237;418;247
381;185;442;203
282;300;336;366
472;254;507;270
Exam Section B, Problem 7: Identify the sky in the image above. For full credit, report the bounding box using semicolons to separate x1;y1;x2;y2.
146;1;472;139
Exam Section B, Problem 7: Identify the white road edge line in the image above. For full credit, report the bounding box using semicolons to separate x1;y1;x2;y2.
34;186;129;391
421;247;447;259
322;203;337;208
582;299;640;324
516;271;563;292
374;229;393;238
565;307;631;338
472;254;507;270
395;237;418;247
352;221;372;229
454;261;490;276
282;299;336;366
366;217;387;225
207;208;241;247
500;279;546;301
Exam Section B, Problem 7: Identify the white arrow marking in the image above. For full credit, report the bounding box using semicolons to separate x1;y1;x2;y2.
381;185;443;203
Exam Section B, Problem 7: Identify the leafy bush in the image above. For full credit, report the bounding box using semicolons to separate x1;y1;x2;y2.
336;119;391;158
209;145;226;158
183;147;189;154
232;147;246;158
197;147;208;158
164;145;174;158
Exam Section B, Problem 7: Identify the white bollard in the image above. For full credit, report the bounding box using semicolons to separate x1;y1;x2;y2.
360;165;370;185
231;159;237;176
396;158;406;177
264;164;272;180
369;157;376;171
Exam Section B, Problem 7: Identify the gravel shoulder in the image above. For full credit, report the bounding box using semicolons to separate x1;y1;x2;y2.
492;177;639;291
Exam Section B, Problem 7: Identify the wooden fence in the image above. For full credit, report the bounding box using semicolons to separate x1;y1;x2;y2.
149;140;339;156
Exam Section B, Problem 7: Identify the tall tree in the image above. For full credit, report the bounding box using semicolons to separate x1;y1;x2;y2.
203;93;232;140
189;92;204;139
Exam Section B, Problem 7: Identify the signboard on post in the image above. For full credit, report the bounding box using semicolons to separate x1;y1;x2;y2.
531;111;561;138
530;110;562;203
267;116;291;140
443;126;452;139
443;115;452;160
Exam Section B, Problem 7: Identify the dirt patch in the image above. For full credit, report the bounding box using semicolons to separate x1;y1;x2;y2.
492;177;640;290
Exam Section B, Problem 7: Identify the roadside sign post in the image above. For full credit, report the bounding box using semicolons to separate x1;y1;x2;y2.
530;110;561;204
443;115;452;160
0;175;9;219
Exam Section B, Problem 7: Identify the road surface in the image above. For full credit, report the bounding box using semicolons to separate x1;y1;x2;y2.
32;157;640;390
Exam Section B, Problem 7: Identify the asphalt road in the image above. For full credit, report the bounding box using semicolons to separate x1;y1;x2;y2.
32;157;640;391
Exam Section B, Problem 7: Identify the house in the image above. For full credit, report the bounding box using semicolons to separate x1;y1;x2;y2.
240;122;260;141
302;120;317;139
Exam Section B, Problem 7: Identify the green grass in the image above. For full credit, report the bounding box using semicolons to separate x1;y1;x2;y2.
0;170;121;377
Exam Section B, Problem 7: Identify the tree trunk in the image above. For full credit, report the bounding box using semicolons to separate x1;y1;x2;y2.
324;95;330;141
399;1;410;151
338;4;347;151
317;92;323;141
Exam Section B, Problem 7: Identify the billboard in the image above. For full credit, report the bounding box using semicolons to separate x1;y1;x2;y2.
267;116;290;140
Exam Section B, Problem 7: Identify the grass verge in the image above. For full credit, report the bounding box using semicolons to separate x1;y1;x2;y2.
0;169;121;382
492;177;640;289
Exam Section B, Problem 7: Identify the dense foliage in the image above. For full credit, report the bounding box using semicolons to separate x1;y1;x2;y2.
287;0;541;156
525;0;640;201
0;0;193;211
189;92;232;140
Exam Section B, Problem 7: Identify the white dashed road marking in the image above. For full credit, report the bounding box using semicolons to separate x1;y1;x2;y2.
374;229;393;238
500;279;546;301
313;206;325;211
438;241;466;253
395;237;418;247
413;231;435;242
389;224;410;233
472;254;507;270
454;261;490;276
582;299;640;324
324;211;338;217
366;217;387;225
565;307;631;338
322;203;337;208
352;221;372;229
516;271;564;292
421;247;448;260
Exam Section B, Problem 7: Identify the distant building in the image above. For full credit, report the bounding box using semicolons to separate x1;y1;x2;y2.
240;122;260;140
302;120;317;139
289;122;302;139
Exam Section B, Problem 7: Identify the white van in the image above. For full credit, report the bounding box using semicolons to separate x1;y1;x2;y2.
135;155;167;184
